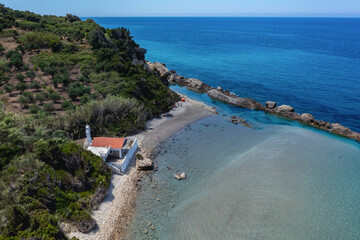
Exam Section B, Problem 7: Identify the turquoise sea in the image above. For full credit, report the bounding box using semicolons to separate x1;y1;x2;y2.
90;18;360;239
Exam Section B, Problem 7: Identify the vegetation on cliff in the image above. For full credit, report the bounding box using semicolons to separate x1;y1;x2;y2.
0;4;178;239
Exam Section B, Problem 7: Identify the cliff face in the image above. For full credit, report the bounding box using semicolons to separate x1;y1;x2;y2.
148;61;360;141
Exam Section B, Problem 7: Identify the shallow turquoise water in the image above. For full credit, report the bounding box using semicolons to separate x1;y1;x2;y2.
86;17;360;239
128;115;360;240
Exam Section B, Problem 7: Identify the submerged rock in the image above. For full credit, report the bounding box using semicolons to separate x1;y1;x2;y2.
174;172;186;180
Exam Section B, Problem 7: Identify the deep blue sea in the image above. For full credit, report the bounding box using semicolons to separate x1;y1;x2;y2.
90;17;360;132
88;18;360;239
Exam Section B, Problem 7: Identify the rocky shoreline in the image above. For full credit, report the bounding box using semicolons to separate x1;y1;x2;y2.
148;61;360;141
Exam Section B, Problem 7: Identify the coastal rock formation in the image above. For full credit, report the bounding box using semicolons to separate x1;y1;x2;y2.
207;89;264;110
277;105;295;112
148;61;360;141
266;101;277;109
174;172;186;180
300;113;315;123
331;123;352;136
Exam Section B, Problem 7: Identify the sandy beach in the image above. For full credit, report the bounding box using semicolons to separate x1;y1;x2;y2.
65;94;215;240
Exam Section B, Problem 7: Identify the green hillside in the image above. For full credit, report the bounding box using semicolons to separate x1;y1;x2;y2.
0;4;178;239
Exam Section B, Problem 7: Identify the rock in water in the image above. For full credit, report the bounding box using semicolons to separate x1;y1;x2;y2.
300;113;315;123
331;123;352;135
277;105;295;112
265;101;277;109
174;172;186;180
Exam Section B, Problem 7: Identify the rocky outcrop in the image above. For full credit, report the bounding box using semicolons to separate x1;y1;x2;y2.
147;62;170;76
148;61;360;141
277;105;294;112
300;113;315;123
207;89;264;110
331;123;352;136
266;101;276;109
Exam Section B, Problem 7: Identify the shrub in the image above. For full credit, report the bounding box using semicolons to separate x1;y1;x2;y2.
26;70;36;80
30;81;41;90
0;43;4;53
15;73;25;81
29;104;40;114
18;32;61;50
49;39;63;53
4;84;14;96
43;102;55;112
6;50;23;69
67;82;90;100
80;94;91;105
22;92;34;103
17;95;30;108
15;82;28;93
61;100;74;111
35;93;45;103
50;91;61;103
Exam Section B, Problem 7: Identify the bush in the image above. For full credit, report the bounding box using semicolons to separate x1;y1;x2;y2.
18;32;60;50
61;100;74;111
67;82;90;100
35;93;46;103
43;102;55;112
26;70;36;80
29;104;40;114
0;43;5;53
15;82;28;93
17;95;30;108
22;92;35;103
6;50;23;69
4;84;14;95
30;81;41;90
15;73;25;81
50;91;61;103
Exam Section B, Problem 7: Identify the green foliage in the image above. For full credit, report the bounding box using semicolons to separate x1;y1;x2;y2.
61;100;75;111
15;73;25;81
67;82;90;100
15;82;27;93
17;32;61;50
65;14;81;23
26;70;36;80
30;80;41;90
50;91;61;103
0;43;4;53
4;83;14;95
5;50;23;69
43;102;55;112
29;104;40;114
66;95;147;139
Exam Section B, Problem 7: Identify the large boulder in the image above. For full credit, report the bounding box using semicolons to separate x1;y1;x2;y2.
331;123;352;136
265;101;277;109
277;105;294;112
185;78;211;92
300;113;315;123
207;89;264;110
147;62;170;76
